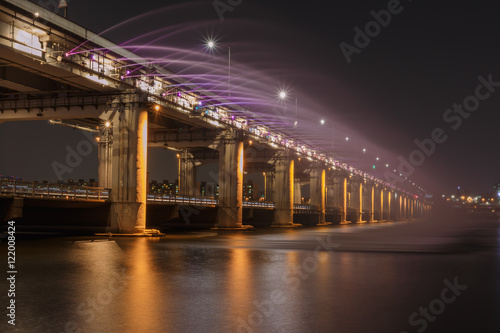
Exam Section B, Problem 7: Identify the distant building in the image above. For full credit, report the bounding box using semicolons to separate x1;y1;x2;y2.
243;180;259;201
149;179;178;196
200;181;219;198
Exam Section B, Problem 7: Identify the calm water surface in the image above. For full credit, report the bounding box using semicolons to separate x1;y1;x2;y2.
1;218;499;333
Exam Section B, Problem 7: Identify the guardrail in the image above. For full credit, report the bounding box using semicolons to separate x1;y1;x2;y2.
0;181;110;200
147;194;217;205
147;194;278;208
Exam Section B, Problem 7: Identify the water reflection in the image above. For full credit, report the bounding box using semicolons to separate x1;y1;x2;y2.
4;217;500;333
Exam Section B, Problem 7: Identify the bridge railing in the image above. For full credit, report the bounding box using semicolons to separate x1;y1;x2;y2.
294;204;319;211
0;181;110;200
147;194;218;205
147;194;277;208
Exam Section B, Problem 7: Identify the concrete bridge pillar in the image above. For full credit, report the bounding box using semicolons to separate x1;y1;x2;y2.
402;196;408;220
373;186;383;222
385;190;392;221
333;173;347;223
350;177;363;223
265;172;275;202
216;135;243;228
294;179;302;204
178;150;197;196
310;167;327;225
363;181;374;222
272;150;294;227
392;192;401;221
98;123;113;189
410;197;415;219
108;100;148;233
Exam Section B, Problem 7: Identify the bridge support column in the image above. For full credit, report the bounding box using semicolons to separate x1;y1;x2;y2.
216;136;244;228
363;181;374;222
385;190;392;221
333;173;347;224
294;179;302;204
402;196;408;220
178;150;197;196
109;102;148;233
265;172;275;202
98;124;112;189
272;150;294;227
373;186;383;221
351;177;363;223
392;192;401;221
310;168;328;225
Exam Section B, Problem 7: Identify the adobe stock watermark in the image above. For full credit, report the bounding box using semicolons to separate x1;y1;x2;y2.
213;0;243;22
63;243;134;333
51;129;98;180
401;276;467;333
386;73;500;186
339;0;408;64
236;235;340;332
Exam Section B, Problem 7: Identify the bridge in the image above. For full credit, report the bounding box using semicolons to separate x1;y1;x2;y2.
0;0;431;232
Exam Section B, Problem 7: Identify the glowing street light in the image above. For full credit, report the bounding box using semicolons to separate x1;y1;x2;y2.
278;90;287;100
320;119;325;125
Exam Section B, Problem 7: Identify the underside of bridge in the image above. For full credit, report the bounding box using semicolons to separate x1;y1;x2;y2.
0;0;431;232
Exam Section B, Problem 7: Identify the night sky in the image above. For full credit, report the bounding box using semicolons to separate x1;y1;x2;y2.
1;0;499;196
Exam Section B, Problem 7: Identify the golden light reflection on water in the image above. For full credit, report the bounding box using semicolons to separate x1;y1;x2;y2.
122;238;167;333
227;248;253;315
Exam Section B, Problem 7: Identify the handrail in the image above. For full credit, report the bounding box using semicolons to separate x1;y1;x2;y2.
0;181;110;201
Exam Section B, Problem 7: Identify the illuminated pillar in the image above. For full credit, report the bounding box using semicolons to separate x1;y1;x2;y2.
350;177;363;223
386;190;392;221
392;192;401;221
216;138;243;228
98;123;112;189
310;168;327;225
272;150;294;227
363;181;374;222
294;179;302;204
109;100;148;233
265;172;275;202
179;150;196;196
402;196;408;220
333;173;347;223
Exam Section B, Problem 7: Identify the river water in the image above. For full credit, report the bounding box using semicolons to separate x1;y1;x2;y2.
1;210;499;333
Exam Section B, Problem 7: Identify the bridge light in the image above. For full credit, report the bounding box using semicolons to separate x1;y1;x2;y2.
345;137;349;141
385;164;389;167
248;140;253;145
278;90;287;100
154;105;160;111
362;148;366;153
320;119;325;125
376;157;379;161
34;12;39;17
206;40;216;49
105;121;111;128
96;136;100;142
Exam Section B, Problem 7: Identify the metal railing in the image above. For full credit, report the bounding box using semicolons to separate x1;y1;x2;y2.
0;181;110;201
147;194;217;205
147;194;278;208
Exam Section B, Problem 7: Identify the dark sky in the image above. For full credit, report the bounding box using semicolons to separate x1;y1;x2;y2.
1;0;499;196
